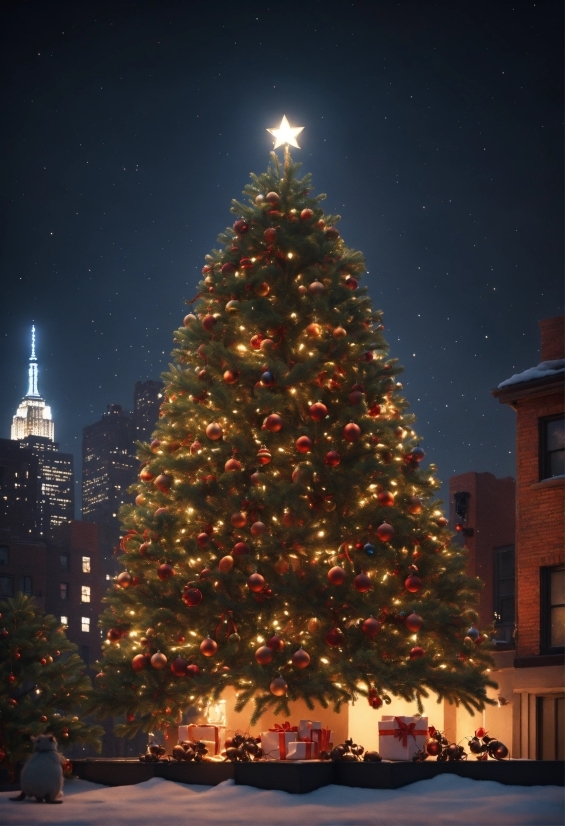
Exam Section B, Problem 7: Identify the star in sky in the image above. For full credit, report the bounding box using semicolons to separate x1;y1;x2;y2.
267;115;304;149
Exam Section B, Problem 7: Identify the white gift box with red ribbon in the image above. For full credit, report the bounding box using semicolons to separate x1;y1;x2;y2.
286;739;320;760
260;723;298;760
377;715;428;761
178;724;226;755
298;720;334;751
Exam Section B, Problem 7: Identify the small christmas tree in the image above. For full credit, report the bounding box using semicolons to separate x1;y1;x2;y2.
0;593;103;780
93;129;495;733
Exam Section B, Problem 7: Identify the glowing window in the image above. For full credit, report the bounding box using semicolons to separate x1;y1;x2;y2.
81;617;90;633
82;556;91;573
81;586;91;603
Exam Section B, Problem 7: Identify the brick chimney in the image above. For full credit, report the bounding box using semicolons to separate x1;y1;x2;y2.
539;315;564;361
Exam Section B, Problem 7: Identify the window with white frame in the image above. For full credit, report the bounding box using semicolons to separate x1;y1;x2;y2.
82;556;91;573
81;585;91;603
81;616;90;633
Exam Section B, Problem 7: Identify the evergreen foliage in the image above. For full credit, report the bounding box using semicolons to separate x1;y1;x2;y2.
93;152;496;732
0;593;103;780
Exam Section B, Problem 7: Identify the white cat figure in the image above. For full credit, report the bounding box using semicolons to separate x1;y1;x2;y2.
11;734;64;803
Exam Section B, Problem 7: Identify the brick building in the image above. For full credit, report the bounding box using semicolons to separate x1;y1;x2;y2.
46;521;103;668
448;472;516;642
491;315;564;760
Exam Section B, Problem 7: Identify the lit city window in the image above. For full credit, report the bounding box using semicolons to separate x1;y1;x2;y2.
81;617;90;633
61;616;68;626
82;556;91;573
81;585;91;603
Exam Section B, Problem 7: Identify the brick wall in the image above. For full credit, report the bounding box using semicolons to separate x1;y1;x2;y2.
539;316;564;362
449;472;515;631
515;390;564;657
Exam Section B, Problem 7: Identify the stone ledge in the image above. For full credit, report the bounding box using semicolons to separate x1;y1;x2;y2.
514;653;564;668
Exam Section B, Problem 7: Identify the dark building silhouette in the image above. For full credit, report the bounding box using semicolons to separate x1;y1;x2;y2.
0;528;46;606
82;404;137;581
0;438;39;537
134;380;163;442
22;436;74;539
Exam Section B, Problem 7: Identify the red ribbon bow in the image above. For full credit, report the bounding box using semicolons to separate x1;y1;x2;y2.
393;717;416;748
269;721;298;733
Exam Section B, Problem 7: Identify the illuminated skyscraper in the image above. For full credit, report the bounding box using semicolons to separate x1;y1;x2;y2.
9;327;74;538
11;326;54;441
134;380;163;442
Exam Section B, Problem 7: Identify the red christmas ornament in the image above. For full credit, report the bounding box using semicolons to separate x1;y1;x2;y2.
233;219;248;233
349;390;364;405
333;326;347;338
250;334;263;350
325;226;339;240
343;422;361;441
324;627;344;647
154;473;171;493
270;676;288;696
171;657;188;676
405;574;422;593
345;276;358;290
157;564;175;581
305;322;321;337
409;646;425;659
183;587;203;606
250;521;266;536
247;573;266;592
376;522;395;542
267;634;284;651
206;422;223;440
296;436;312;453
362;617;381;638
309;280;326;296
135;494;146;506
202;314;217;332
190;440;202;454
117;572;133;588
186;663;201;677
264;227;277;244
324;450;340;466
132;654;147;671
106;628;121;642
197;532;210;547
263;413;283;432
150;439;161;452
301;208;314;220
154;507;168;516
221;262;236;274
140;468;154;482
328;566;346;585
265;191;280;205
200;637;218;657
407;496;423;514
377;490;395;507
256;282;270;297
218;555;234;573
354;572;372;592
250;471;261;485
257;445;271;464
368;404;381;417
231;511;247;528
233;541;250;556
150;651;168;669
225;458;242;472
406;613;424;632
309;402;328;421
437;516;448;527
292;648;311;669
223;369;239;384
183;313;197;326
255;645;274;665
260;338;274;352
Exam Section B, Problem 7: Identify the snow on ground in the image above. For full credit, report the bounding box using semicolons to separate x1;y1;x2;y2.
1;775;563;826
497;359;564;388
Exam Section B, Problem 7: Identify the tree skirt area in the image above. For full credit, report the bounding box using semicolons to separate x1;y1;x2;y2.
1;775;563;826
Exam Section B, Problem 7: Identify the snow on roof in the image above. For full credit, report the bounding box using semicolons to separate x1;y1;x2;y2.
498;359;565;389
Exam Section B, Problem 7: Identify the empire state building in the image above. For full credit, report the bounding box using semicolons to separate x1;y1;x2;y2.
11;326;54;441
4;326;74;538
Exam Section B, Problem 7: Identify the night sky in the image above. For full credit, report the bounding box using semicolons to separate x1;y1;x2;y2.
1;0;562;512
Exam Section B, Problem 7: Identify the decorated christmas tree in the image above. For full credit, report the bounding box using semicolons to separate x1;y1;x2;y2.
0;593;103;780
93;119;495;733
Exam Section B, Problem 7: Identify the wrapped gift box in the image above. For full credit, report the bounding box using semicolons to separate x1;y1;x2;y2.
178;724;226;755
260;723;298;760
378;715;428;761
298;720;333;751
286;740;319;760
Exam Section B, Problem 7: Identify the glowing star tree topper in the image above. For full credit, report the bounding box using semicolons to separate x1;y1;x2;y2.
267;115;304;149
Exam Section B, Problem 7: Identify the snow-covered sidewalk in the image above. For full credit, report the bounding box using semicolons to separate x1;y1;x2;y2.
1;775;563;825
